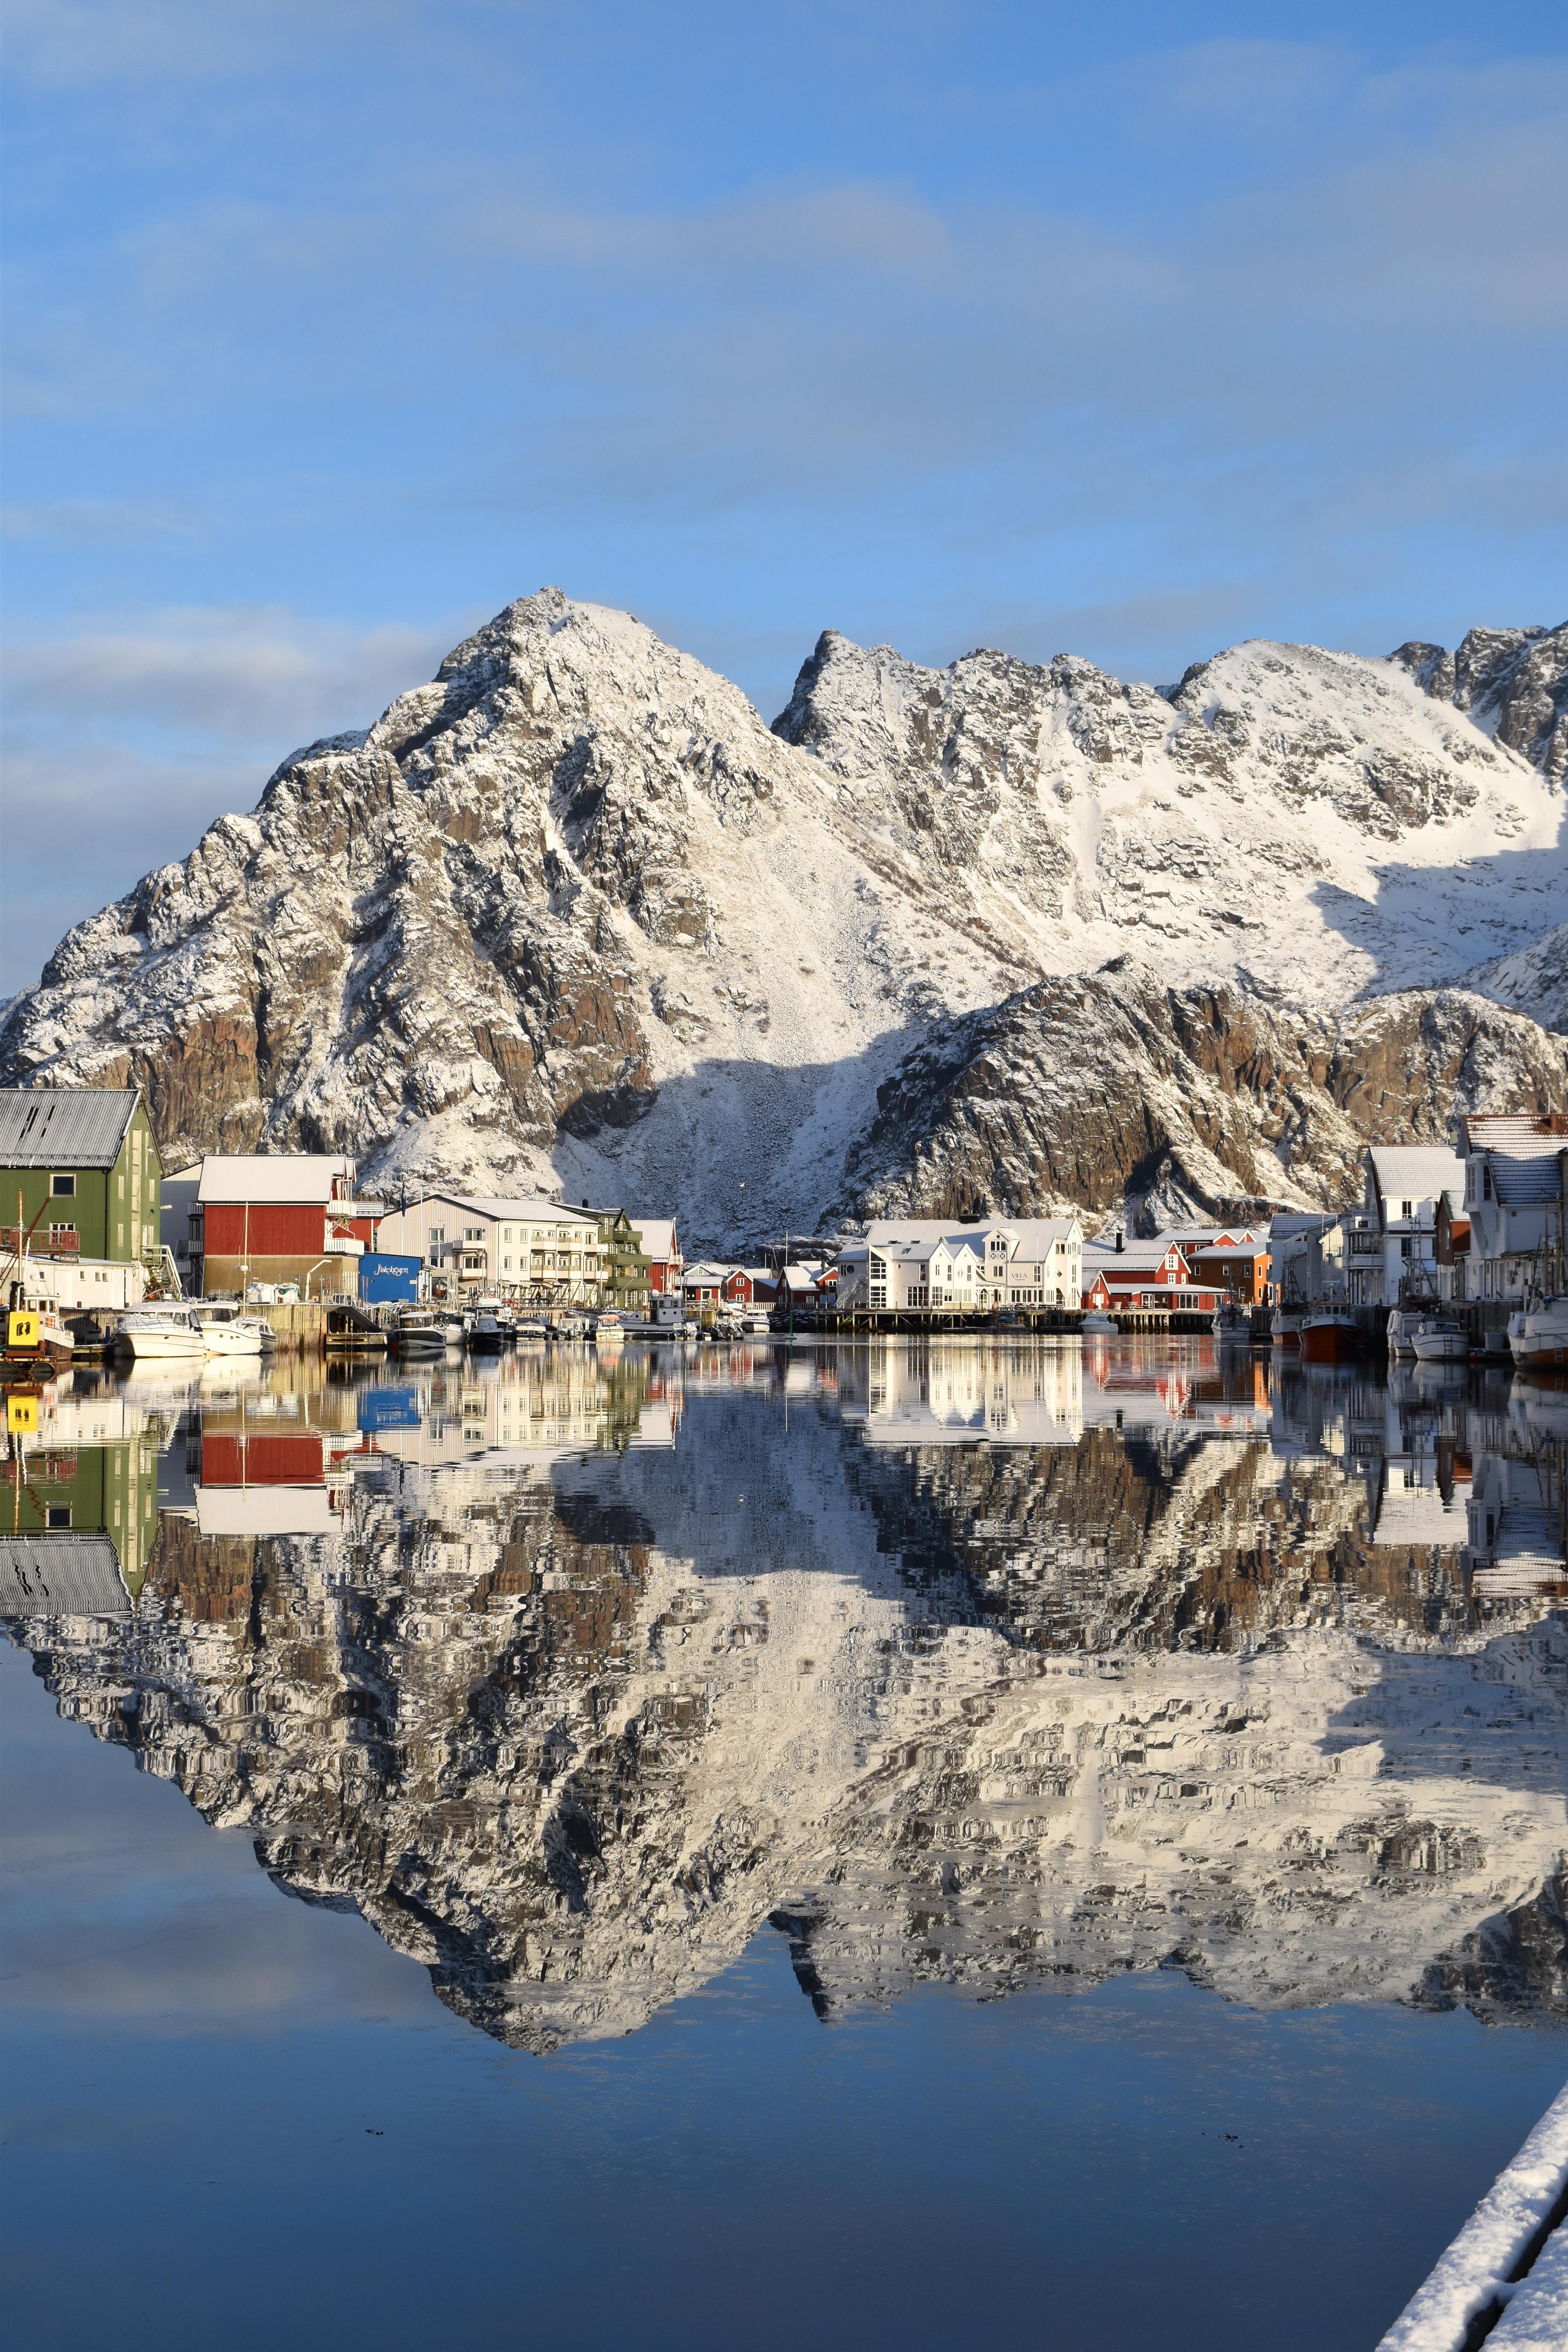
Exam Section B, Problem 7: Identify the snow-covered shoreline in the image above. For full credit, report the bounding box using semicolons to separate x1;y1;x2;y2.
1377;2081;1568;2349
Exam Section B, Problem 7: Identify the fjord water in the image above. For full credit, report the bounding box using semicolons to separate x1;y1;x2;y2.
2;1339;1565;2352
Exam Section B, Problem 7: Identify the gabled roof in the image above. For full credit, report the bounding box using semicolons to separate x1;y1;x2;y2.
633;1217;679;1260
1082;1236;1190;1272
0;1087;142;1170
1156;1222;1261;1247
863;1216;1080;1251
1366;1145;1466;1204
396;1190;598;1224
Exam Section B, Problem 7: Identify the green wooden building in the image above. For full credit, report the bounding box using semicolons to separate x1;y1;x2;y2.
0;1087;162;1268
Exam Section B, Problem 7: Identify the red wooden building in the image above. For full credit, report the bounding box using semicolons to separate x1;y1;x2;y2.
195;1156;383;1296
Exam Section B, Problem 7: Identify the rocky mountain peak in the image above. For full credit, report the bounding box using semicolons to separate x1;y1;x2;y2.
3;591;1566;1243
1389;619;1567;785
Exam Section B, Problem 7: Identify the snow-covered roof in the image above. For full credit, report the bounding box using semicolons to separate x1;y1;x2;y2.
0;1086;141;1169
1082;1237;1190;1272
405;1190;599;1225
633;1218;678;1261
198;1153;358;1205
1463;1114;1568;1157
1366;1145;1466;1204
1156;1222;1262;1246
864;1217;1080;1251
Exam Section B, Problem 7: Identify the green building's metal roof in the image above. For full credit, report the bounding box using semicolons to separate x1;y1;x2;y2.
0;1534;130;1618
0;1087;143;1169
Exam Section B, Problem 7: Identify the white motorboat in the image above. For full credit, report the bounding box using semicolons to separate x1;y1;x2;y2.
1508;1298;1568;1372
595;1313;625;1346
1269;1307;1303;1349
1081;1311;1117;1335
1385;1306;1429;1359
513;1318;548;1343
110;1306;205;1362
191;1303;273;1356
1410;1319;1470;1364
389;1310;446;1358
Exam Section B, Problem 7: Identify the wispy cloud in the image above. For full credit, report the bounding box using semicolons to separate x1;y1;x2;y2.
0;604;471;992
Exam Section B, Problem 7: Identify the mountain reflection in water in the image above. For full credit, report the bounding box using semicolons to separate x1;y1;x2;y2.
3;1337;1565;2054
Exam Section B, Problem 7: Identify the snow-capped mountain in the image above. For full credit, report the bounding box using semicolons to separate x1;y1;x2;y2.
1;591;1563;1243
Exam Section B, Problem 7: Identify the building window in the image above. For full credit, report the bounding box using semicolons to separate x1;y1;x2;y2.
428;1227;444;1246
50;1172;75;1197
46;1504;72;1529
463;1226;484;1242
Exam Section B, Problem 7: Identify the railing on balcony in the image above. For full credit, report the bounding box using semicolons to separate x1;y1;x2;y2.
1;1225;79;1258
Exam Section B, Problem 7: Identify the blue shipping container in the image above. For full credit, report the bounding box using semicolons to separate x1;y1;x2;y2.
359;1252;423;1304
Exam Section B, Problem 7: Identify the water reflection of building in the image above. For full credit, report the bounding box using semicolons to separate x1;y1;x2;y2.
0;1379;160;1600
1465;1444;1568;1604
843;1338;1084;1446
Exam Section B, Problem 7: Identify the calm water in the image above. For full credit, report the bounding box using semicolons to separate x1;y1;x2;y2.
2;1335;1565;2351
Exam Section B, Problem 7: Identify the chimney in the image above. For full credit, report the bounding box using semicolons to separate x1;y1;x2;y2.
1115;1228;1124;1253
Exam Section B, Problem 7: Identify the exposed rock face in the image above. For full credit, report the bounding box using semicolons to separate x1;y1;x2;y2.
1391;622;1568;788
2;592;1565;1243
835;957;1568;1226
6;1370;1565;2050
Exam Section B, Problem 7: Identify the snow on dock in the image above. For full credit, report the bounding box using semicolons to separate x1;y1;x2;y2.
1377;2082;1568;2349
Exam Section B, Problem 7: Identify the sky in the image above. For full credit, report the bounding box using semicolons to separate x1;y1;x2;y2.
2;0;1566;994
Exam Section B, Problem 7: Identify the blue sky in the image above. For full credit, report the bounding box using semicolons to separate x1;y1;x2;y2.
2;0;1565;993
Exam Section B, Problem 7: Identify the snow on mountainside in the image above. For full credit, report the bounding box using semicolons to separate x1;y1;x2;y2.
1;591;1564;1245
832;959;1568;1230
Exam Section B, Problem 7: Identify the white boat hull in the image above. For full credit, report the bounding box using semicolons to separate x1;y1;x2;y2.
198;1325;265;1357
1509;1304;1568;1369
1410;1328;1469;1363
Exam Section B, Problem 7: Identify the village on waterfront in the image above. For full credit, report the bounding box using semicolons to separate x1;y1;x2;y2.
4;1085;1568;1375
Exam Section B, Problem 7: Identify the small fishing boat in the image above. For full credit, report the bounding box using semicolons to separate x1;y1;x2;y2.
388;1309;446;1358
1269;1307;1303;1349
109;1306;205;1362
1508;1298;1568;1372
1385;1306;1429;1358
464;1310;507;1351
1410;1319;1469;1365
1299;1310;1360;1364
